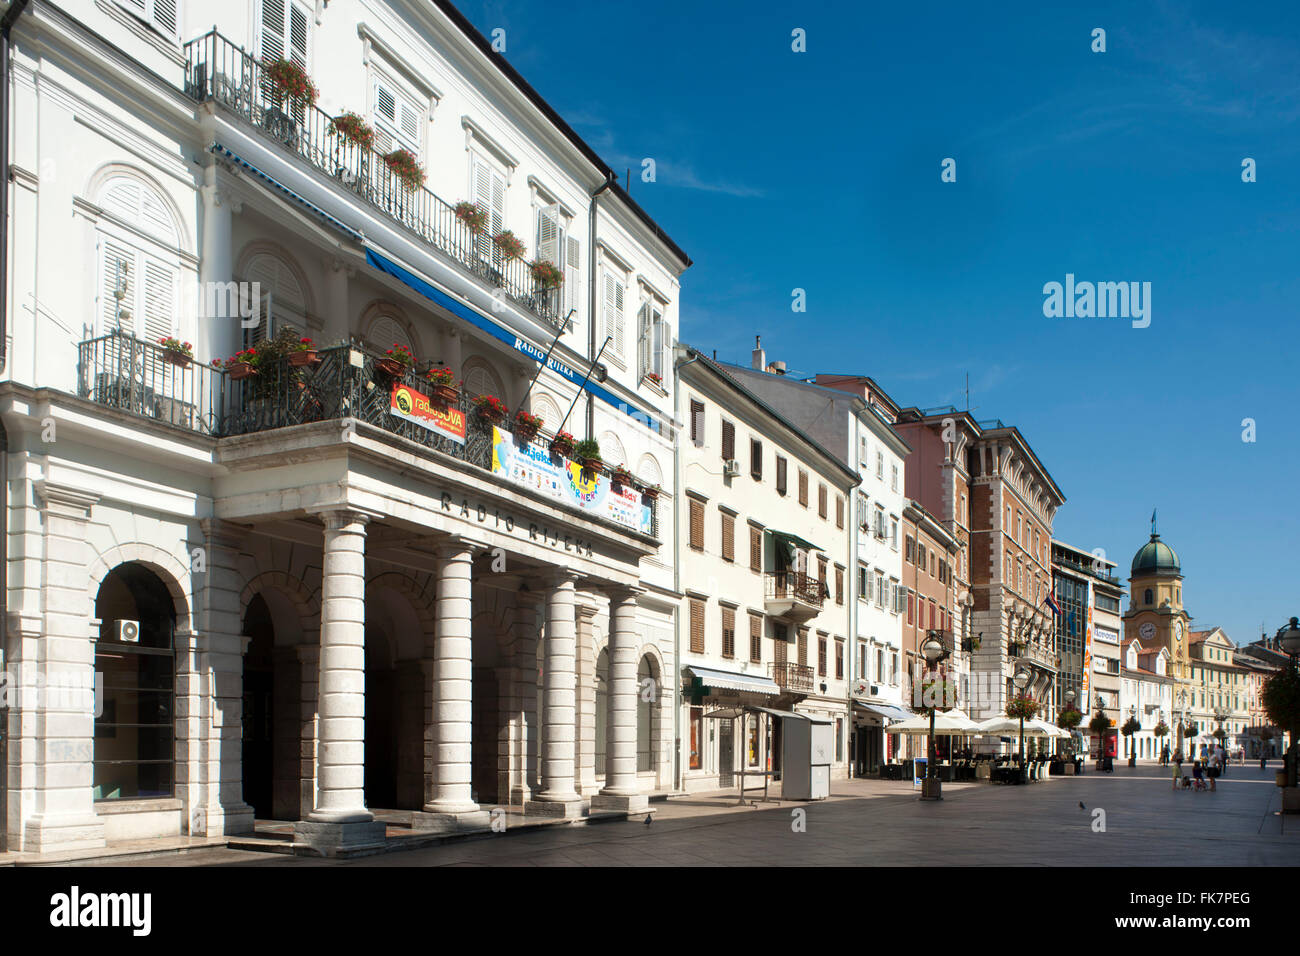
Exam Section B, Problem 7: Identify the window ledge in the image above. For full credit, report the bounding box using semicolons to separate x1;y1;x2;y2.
95;797;184;815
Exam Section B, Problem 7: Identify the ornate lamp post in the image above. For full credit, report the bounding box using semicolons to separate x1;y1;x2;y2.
920;631;947;801
1013;667;1031;781
1176;689;1188;758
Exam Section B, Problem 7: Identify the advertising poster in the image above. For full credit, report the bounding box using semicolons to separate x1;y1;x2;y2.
389;383;466;445
1081;578;1094;707
489;426;653;535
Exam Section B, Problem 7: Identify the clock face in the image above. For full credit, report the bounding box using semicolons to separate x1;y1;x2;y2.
1174;621;1184;640
1139;622;1156;640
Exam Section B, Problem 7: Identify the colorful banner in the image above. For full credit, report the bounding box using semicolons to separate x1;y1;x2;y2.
1081;579;1094;707
390;383;466;445
489;426;653;535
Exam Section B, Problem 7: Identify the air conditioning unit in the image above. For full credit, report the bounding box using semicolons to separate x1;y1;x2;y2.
115;619;141;643
870;684;880;696
722;459;741;478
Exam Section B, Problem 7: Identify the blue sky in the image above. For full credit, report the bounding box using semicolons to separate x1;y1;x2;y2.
457;0;1300;646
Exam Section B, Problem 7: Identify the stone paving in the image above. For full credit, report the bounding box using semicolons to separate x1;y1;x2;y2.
67;760;1297;868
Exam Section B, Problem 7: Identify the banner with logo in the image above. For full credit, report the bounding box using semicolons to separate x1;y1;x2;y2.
489;426;652;535
1081;579;1094;707
390;383;466;445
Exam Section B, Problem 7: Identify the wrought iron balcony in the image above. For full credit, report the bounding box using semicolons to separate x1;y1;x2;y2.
764;570;825;623
75;335;658;539
770;661;815;695
183;30;566;331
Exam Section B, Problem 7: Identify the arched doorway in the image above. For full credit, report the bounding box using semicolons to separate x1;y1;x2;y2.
638;654;661;782
240;587;306;821
93;563;176;801
363;580;429;811
594;647;609;778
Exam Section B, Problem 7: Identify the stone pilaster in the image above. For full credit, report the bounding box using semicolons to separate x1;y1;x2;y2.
22;482;105;852
294;509;384;854
527;570;584;817
592;586;649;813
575;600;598;796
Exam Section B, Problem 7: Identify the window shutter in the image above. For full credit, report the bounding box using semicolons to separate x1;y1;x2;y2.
261;0;308;65
798;469;808;506
836;497;844;529
537;204;561;266
797;628;808;667
818;484;827;519
602;272;625;357
750;440;762;480
99;238;135;332
774;629;787;666
750;526;762;572
472;156;504;261
372;78;422;157
613;280;625;357
721;513;735;562
776;457;787;495
636;301;651;378
652;309;667;379
689;399;704;445
288;1;309;65
835;567;844;605
141;258;177;341
563;236;580;318
690;600;705;654
689;499;704;550
749;614;762;662
721;607;735;659
721;420;735;461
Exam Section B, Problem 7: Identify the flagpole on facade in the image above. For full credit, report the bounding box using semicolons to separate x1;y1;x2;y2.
558;335;611;438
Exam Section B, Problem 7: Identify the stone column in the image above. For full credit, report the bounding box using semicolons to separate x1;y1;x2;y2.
419;537;489;831
199;167;237;367
593;586;649;813
526;570;585;817
22;482;105;852
296;642;319;821
575;601;598;796
294;509;385;854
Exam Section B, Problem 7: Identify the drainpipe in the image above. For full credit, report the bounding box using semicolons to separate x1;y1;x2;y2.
672;348;702;792
0;0;31;856
586;172;615;441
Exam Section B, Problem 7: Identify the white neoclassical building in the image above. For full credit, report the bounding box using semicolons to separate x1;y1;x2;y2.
1;0;688;855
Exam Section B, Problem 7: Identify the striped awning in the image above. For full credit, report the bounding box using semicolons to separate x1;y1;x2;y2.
685;665;780;696
209;143;364;241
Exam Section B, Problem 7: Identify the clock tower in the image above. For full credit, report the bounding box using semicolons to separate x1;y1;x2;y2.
1122;526;1192;680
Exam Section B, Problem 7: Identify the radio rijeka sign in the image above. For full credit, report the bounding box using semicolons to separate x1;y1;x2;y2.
389;383;466;445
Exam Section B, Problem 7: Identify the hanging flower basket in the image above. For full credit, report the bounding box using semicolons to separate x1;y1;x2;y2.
471;393;508;427
528;259;564;290
262;58;318;106
549;430;575;459
376;343;414;378
425;366;459;404
1006;695;1039;721
641;483;661;501
513;410;544;442
492;230;526;261
216;348;259;380
288;337;320;367
383;148;426;191
329;111;375;151
158;336;193;368
611;464;634;488
453;200;488;235
1057;707;1083;730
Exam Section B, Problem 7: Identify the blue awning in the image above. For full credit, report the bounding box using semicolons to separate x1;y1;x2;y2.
364;247;660;431
209;144;364;242
854;702;911;723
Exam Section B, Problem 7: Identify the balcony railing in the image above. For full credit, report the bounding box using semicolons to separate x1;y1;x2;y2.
770;662;815;694
764;571;825;607
77;330;225;435
183;30;565;330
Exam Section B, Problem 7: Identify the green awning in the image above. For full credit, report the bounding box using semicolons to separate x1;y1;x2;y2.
768;530;822;563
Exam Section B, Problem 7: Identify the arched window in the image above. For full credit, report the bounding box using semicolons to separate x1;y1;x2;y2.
95;174;181;340
529;393;563;433
365;313;414;358
637;453;664;488
462;360;504;401
1144;588;1154;605
93;563;176;800
599;430;627;470
240;249;308;345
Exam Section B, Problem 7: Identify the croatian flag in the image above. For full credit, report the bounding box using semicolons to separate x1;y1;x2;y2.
1044;592;1062;615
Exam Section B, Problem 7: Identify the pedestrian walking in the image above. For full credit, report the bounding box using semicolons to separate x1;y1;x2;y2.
1208;749;1221;791
1171;750;1181;789
1161;744;1169;766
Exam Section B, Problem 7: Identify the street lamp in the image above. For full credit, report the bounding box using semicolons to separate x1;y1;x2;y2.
920;631;947;801
1278;618;1300;788
1129;704;1137;763
1013;667;1030;781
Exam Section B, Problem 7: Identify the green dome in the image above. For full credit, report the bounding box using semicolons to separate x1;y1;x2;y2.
1131;533;1180;574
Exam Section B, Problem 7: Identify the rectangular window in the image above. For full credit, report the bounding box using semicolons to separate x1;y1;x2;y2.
776;456;788;495
750;439;763;480
749;613;762;662
836;496;845;530
690;399;704;445
259;0;310;66
774;625;788;665
819;557;828;597
835;567;844;606
797;628;808;667
636;298;667;382
602;270;627;364
749;525;763;572
721;419;736;462
835;639;845;680
818;634;828;677
689;499;704;551
874;571;885;608
371;72;424;159
470;152;508;265
891;464;899;492
721;512;735;562
876;451;884;479
818;484;828;519
858;565;868;601
689;599;705;654
907;590;914;625
721;607;735;659
798;469;809;507
905;536;915;564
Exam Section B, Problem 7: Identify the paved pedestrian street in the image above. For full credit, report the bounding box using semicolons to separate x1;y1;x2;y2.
90;764;1297;868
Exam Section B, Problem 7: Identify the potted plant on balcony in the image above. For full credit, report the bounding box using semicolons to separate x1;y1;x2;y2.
383;148;425;191
453;200;488;235
642;371;663;388
573;437;602;475
424;366;459;404
376;343;414;378
329;111;375;150
549;430;575;459
262;57;318;107
158;336;193;368
289;336;320;367
528;258;564;290
470;393;508;428
640;482;661;502
512;409;544;443
492;230;526;261
610;463;634;489
216;348;259;381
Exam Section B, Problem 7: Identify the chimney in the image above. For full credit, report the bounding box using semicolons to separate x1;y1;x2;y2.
752;336;765;371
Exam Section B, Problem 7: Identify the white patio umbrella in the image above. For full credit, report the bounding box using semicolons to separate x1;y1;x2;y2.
884;708;980;735
1024;718;1070;738
974;716;1022;736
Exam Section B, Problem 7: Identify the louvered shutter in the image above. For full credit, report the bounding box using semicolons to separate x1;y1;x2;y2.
690;399;704;445
721;607;735;659
750;526;762;572
99;238;135;332
689;499;703;550
721;513;734;562
653;311;667;380
776;456;787;495
690;600;705;654
819;484;827;518
472;156;504;261
774;629;787;666
636;302;651;379
602;274;624;359
151;0;178;37
797;628;808;667
721;420;735;461
374;77;423;157
749;615;762;662
537;205;560;265
563;236;580;318
798;469;808;506
142;258;177;341
836;496;844;529
368;315;412;355
835;567;844;605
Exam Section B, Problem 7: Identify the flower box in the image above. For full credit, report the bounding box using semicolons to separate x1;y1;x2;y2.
641;484;660;501
453;201;488;235
376;358;406;377
492;230;526;261
329;112;375;150
472;394;508;427
163;350;192;369
431;384;459;405
228;362;256;381
158;336;193;368
289;350;319;367
262;58;318;107
383;148;425;191
611;465;634;488
550;432;575;459
528;259;564;290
